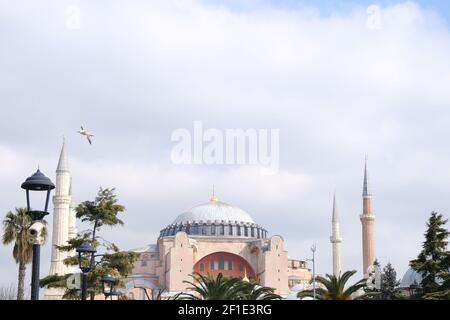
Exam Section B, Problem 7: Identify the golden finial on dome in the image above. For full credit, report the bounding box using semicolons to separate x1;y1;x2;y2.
242;267;249;282
210;184;218;202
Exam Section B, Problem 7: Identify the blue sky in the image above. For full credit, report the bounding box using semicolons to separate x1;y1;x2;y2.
205;0;450;24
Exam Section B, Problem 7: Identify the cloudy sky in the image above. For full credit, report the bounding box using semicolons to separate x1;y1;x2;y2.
1;0;450;293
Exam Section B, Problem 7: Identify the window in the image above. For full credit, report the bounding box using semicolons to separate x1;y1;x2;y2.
211;224;216;235
199;263;205;272
141;260;147;267
227;260;233;270
210;259;215;270
237;225;241;236
229;224;233;235
251;227;254;237
244;226;248;237
219;225;225;235
192;224;198;234
257;228;260;239
218;256;225;270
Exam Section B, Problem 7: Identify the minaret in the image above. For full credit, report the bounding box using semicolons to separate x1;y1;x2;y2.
330;193;342;277
44;139;73;299
360;157;376;277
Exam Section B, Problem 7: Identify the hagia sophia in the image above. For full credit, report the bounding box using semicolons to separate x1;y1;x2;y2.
42;140;420;299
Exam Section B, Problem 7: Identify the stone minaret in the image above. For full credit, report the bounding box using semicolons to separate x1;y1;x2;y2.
360;158;375;277
330;193;342;277
45;139;77;299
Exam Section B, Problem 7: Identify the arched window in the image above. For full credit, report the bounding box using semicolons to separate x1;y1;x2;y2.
210;258;215;270
227;260;233;270
199;262;205;271
218;256;225;270
219;224;225;235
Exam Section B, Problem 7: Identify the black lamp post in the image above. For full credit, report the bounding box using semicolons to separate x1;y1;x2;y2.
76;242;96;300
21;169;55;300
100;274;120;300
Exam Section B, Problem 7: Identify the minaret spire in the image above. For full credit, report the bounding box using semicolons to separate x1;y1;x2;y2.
330;192;342;277
363;155;370;196
360;157;376;277
45;138;76;299
57;137;69;173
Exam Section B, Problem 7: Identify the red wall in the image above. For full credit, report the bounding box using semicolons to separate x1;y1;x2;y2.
193;252;256;280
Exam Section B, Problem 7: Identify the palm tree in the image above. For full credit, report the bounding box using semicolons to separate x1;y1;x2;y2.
2;208;47;300
175;272;281;300
238;281;282;300
297;270;373;300
176;272;244;300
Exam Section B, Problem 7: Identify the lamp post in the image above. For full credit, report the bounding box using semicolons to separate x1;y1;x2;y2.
310;244;317;300
100;274;121;300
21;169;55;300
76;242;96;300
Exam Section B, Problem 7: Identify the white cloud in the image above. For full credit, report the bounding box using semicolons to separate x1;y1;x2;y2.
1;0;449;287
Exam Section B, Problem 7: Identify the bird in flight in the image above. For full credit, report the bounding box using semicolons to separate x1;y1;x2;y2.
77;126;94;145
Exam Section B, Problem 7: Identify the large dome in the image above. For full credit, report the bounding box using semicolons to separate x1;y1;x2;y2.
160;194;267;239
172;200;255;225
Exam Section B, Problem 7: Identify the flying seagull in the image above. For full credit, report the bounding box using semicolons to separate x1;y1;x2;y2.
77;126;94;145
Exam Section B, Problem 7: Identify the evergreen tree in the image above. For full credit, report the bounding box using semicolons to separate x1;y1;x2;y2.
40;187;138;299
410;211;449;299
380;263;399;300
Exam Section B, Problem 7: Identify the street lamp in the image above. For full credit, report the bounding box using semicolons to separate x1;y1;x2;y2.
21;168;55;300
100;274;120;300
76;242;96;300
310;244;317;301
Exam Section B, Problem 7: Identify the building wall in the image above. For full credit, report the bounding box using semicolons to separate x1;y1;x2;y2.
193;251;255;280
125;232;310;298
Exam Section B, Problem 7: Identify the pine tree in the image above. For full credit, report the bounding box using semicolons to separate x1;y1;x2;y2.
380;263;399;300
40;187;138;299
410;211;449;299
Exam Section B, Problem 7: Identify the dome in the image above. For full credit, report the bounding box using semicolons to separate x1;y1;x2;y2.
159;193;267;240
400;268;423;288
173;200;255;225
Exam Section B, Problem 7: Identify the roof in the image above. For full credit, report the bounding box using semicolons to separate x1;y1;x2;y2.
172;199;255;225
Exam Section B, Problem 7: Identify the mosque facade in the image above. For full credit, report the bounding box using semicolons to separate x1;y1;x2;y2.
45;140;383;299
123;193;312;297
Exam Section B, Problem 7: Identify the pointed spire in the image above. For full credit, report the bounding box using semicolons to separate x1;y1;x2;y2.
332;192;339;223
210;184;218;202
363;156;370;196
57;137;70;173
